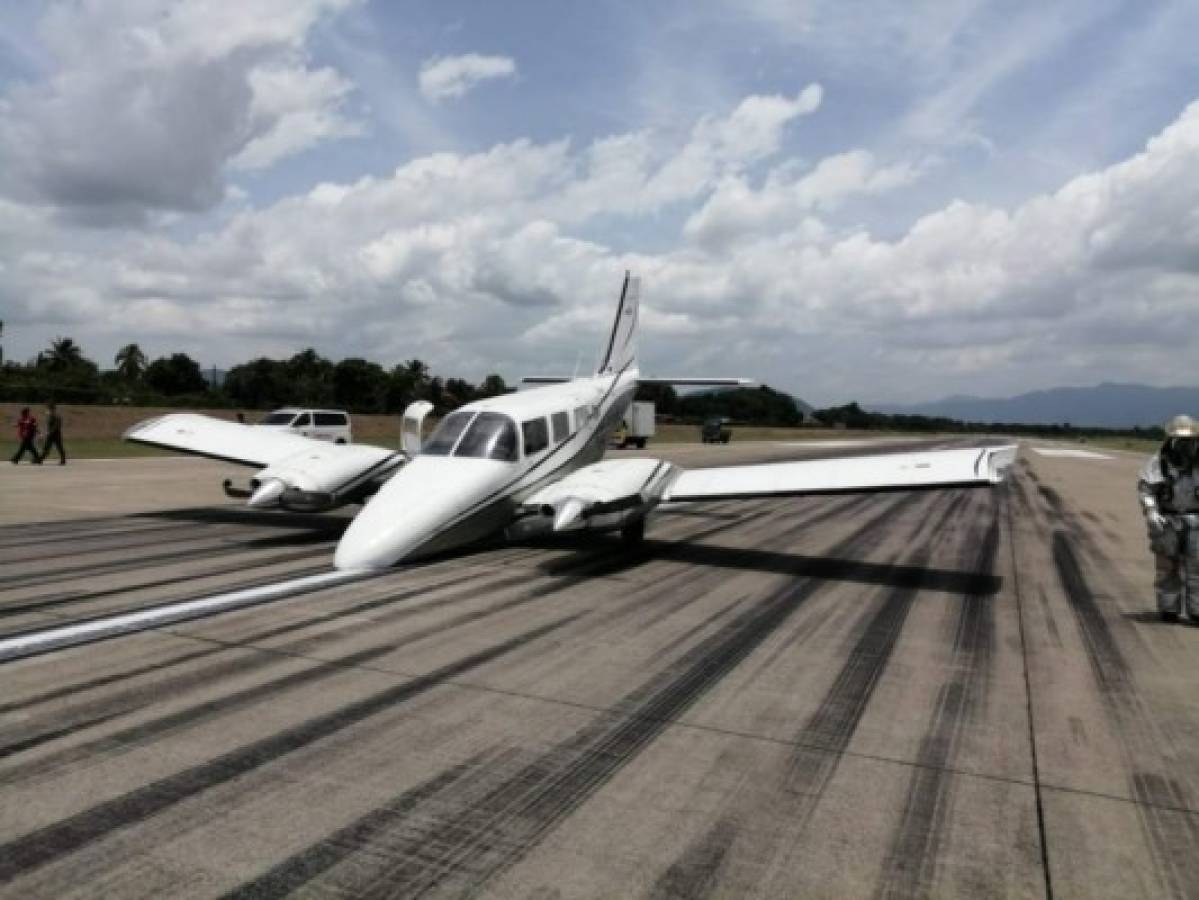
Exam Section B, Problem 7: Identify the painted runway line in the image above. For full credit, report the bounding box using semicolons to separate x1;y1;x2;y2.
0;570;366;663
1030;447;1114;460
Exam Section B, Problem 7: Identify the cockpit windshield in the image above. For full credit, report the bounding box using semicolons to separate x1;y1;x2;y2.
454;412;518;462
422;411;473;455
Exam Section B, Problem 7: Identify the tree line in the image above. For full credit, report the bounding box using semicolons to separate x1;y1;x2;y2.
0;338;510;415
808;401;1165;440
1;335;1162;438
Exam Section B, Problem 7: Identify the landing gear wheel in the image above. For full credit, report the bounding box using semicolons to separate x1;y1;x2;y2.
620;518;646;546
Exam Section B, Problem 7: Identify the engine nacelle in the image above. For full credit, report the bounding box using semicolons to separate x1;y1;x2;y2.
514;458;677;536
228;444;404;511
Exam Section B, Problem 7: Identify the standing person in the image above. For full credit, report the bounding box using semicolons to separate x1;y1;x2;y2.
11;407;41;464
40;402;66;465
1139;415;1199;622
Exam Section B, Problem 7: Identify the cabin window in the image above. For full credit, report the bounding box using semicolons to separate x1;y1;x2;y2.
314;412;347;427
292;412;311;427
423;411;473;455
574;406;589;428
522;418;549;456
455;413;518;462
551;411;570;443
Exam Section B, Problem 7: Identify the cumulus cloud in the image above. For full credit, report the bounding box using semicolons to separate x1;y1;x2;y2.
418;53;516;103
0;0;359;224
683;149;921;247
4;76;1199;403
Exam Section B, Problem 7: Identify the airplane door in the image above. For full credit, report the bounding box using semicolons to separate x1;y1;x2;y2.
401;401;434;456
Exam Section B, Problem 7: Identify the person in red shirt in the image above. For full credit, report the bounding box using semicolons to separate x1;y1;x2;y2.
12;407;42;464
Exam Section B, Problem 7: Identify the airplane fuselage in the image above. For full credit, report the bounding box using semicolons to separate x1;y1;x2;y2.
333;369;640;569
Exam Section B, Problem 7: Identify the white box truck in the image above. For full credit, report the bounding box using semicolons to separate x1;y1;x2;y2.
614;401;655;449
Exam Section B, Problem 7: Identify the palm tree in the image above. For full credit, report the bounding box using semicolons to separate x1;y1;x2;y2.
114;343;148;382
44;337;84;371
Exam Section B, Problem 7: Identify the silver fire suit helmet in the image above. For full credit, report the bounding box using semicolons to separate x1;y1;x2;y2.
1166;415;1199;438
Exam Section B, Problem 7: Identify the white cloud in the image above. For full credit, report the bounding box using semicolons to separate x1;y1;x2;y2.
231;63;362;170
3;74;1199;403
418;53;516;103
683;148;921;247
0;0;360;223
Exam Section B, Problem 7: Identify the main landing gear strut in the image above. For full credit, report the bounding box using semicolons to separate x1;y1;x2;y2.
620;518;646;546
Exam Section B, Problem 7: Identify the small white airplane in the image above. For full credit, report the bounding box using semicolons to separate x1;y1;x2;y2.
126;274;1017;570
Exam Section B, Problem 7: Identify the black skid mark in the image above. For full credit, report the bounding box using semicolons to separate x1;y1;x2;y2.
1053;529;1199;898
0;615;577;884
783;493;968;803
220;747;514;900
216;492;921;898
649;819;738;899
875;508;1000;899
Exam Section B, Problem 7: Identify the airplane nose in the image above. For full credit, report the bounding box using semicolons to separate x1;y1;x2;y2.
334;494;419;570
333;457;509;571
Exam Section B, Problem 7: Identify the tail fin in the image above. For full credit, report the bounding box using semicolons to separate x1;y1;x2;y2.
597;271;639;374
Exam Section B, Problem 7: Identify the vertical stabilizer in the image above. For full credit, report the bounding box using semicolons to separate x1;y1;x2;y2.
597;272;640;374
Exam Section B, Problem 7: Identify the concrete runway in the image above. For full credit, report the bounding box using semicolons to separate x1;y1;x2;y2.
0;439;1189;898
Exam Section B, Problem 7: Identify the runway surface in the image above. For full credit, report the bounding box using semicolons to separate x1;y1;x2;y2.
0;439;1189;898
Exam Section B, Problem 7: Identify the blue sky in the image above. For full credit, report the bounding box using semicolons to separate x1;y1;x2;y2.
1;0;1198;404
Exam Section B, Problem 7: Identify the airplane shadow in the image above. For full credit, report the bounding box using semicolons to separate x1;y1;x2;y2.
621;539;1002;596
1122;610;1188;625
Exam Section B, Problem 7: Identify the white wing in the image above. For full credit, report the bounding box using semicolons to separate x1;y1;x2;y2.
519;444;1015;535
125;413;334;468
124;413;404;510
664;445;1017;502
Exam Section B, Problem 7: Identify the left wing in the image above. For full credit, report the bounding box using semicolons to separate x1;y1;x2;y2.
665;444;1017;502
521;445;1017;533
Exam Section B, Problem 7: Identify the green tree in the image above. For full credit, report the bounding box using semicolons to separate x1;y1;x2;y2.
224;358;291;408
285;349;333;405
332;358;388;412
386;358;431;412
144;353;208;396
443;377;477;410
114;343;148;382
43;337;85;372
635;382;677;415
479;374;508;398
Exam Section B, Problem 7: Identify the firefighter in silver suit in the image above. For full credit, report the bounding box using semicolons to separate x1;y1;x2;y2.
1139;415;1199;622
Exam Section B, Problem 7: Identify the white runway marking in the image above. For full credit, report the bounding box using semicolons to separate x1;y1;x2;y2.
781;440;873;448
0;570;366;663
1030;447;1114;460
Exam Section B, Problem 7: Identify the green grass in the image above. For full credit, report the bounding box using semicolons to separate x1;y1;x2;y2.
0;439;173;460
1063;435;1158;454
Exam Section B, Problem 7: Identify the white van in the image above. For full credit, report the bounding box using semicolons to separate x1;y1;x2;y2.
255;408;352;444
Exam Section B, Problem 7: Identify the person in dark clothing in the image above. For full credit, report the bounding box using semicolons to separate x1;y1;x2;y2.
40;402;66;465
12;407;41;464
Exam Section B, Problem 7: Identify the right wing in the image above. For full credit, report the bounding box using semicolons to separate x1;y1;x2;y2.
124;414;404;510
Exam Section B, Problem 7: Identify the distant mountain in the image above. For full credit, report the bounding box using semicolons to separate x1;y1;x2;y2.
873;383;1199;428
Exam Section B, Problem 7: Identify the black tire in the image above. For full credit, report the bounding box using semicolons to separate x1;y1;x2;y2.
722;436;730;444
620;518;646;545
335;438;347;445
636;437;647;449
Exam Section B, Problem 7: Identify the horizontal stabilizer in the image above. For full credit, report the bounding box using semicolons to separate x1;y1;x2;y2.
665;444;1017;502
638;377;756;387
